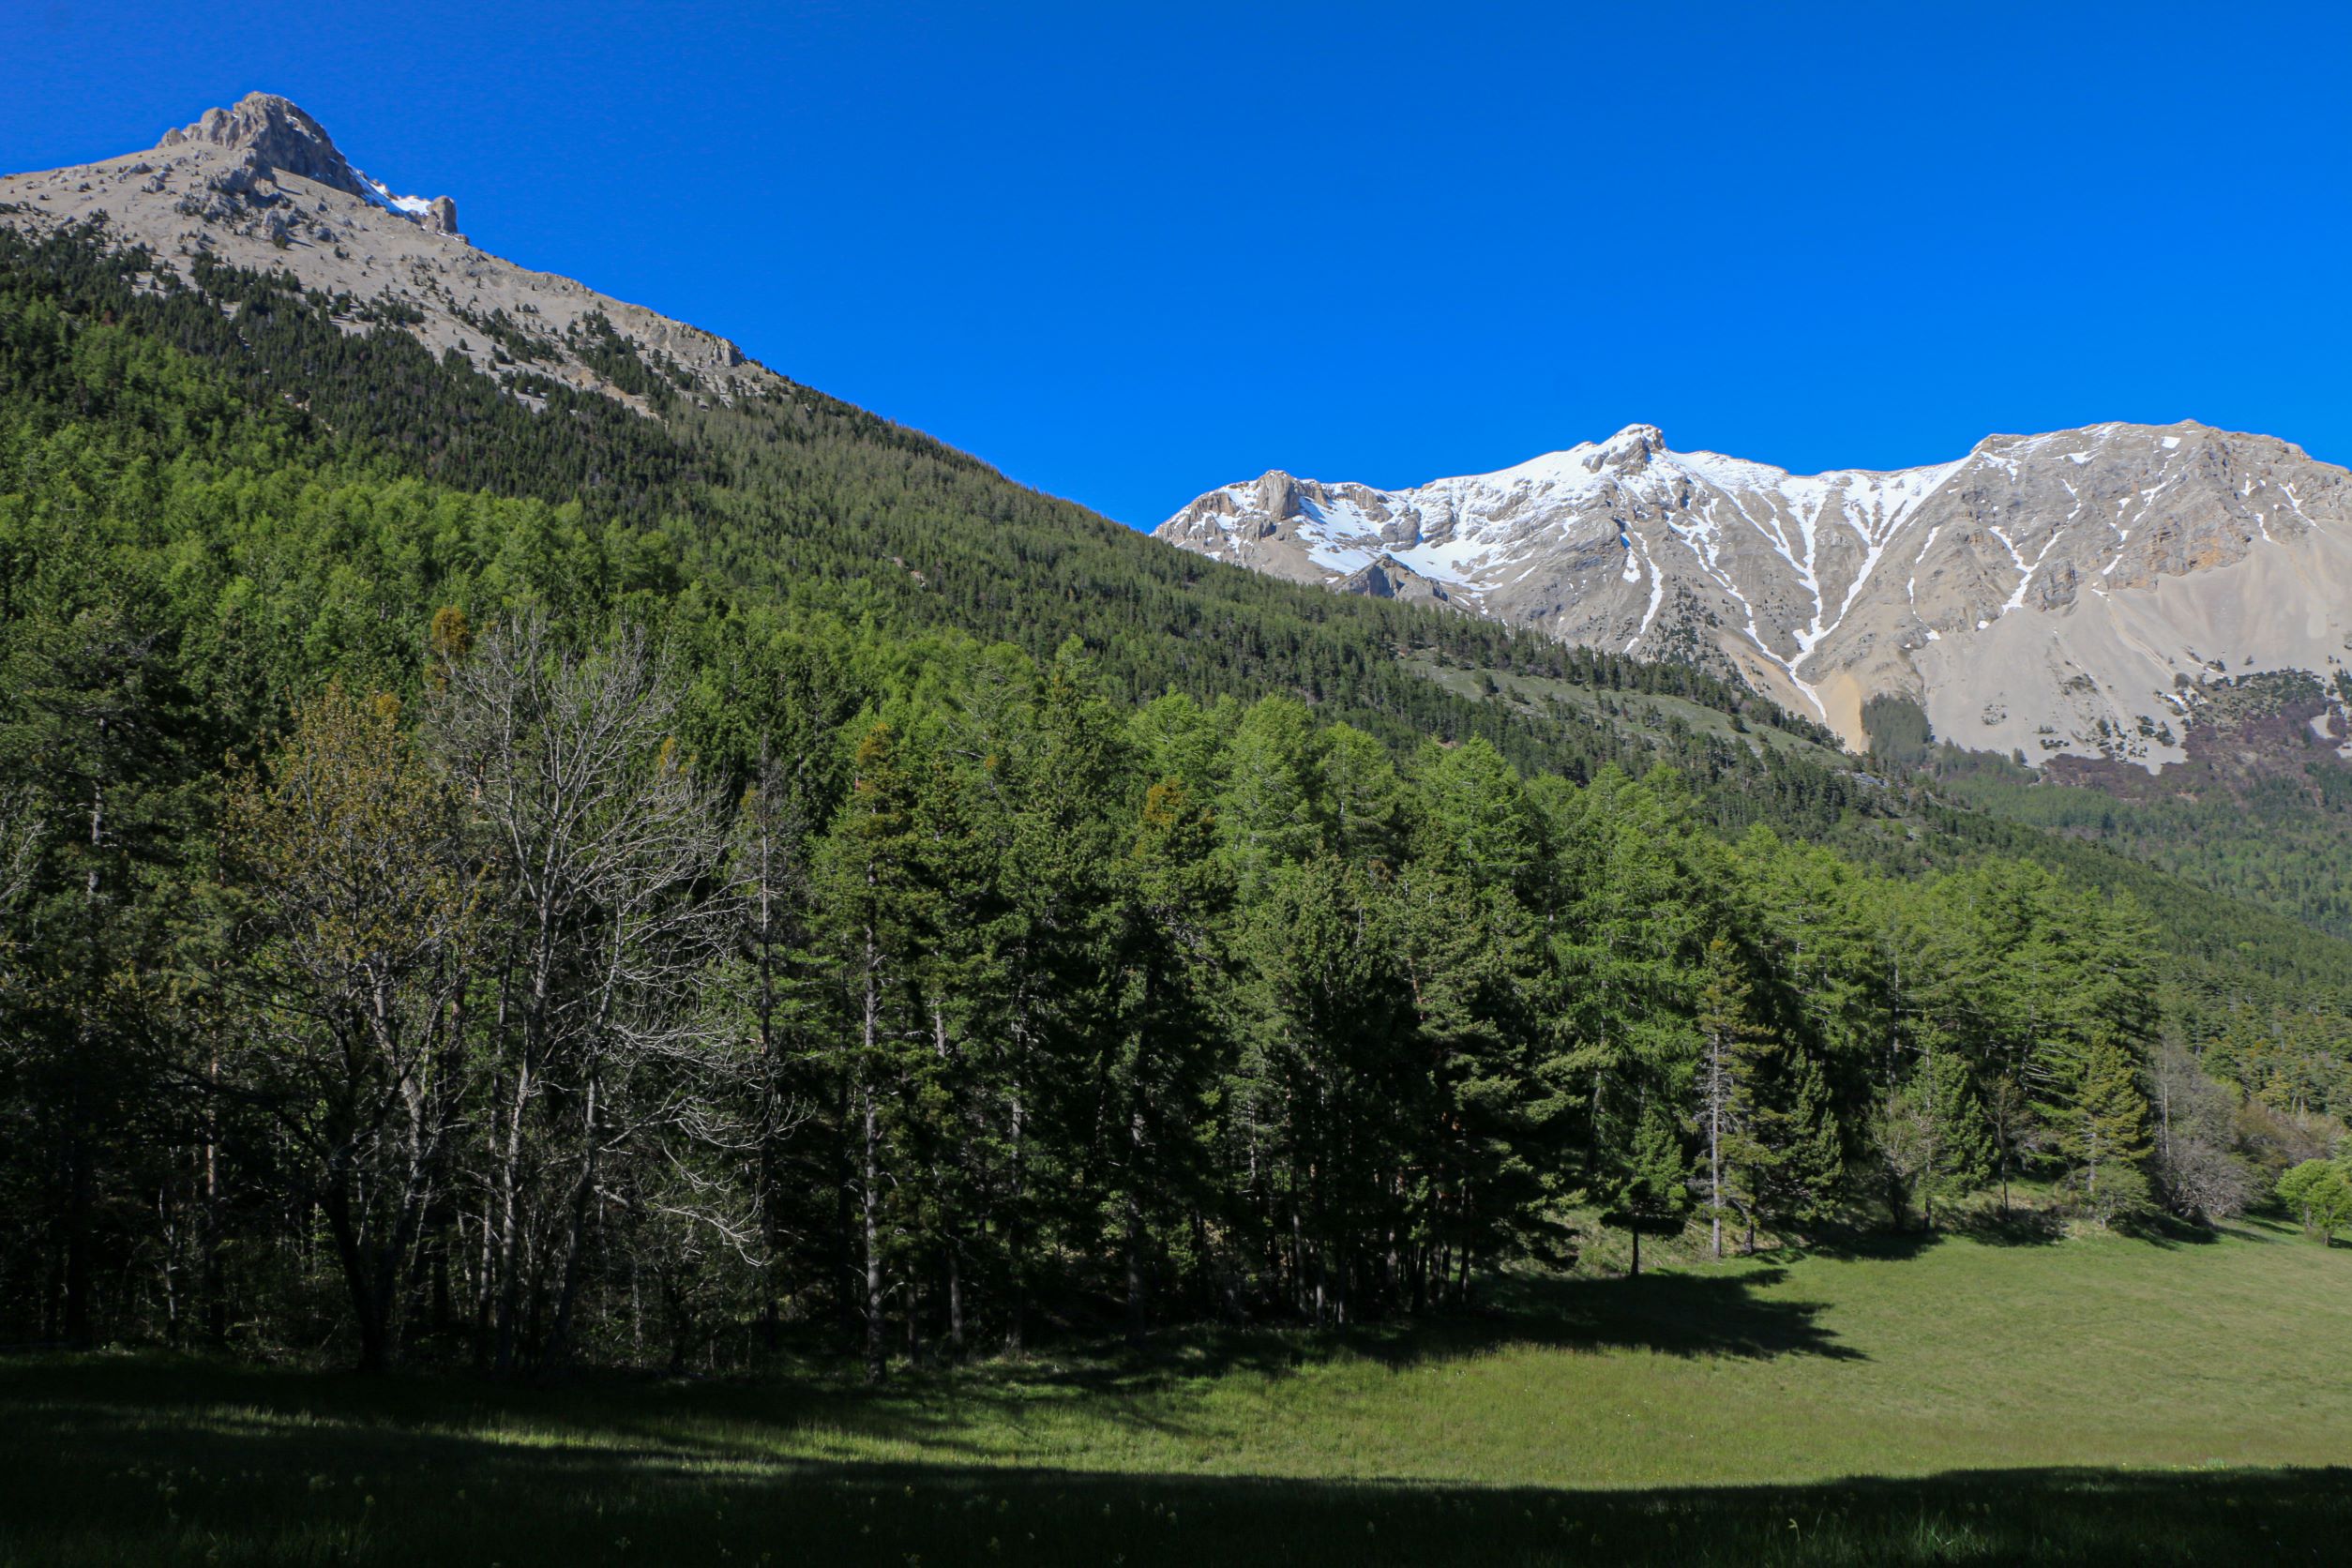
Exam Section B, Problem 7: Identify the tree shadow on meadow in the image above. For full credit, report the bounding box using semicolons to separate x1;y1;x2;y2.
0;1366;2344;1568
1779;1205;2070;1259
0;1264;1861;1474
1938;1205;2071;1247
1432;1265;1864;1363
961;1263;1863;1407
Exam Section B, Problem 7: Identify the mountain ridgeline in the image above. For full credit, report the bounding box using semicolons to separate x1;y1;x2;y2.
1159;423;2352;772
0;97;2346;1372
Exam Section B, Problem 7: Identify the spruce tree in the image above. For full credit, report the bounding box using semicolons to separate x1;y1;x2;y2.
2044;1028;2155;1228
819;720;932;1380
1753;1047;1847;1235
1916;1048;1994;1229
1696;936;1772;1259
1602;1096;1690;1277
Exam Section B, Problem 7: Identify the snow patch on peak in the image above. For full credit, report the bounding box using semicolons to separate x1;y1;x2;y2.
1597;423;1666;460
1667;447;1797;492
362;175;434;219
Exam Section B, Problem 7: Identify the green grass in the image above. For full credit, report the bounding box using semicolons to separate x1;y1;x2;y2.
6;1218;2348;1565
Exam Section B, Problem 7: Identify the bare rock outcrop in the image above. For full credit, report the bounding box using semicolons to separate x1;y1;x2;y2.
162;93;370;198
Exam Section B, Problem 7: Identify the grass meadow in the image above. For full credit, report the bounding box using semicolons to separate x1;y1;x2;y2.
4;1214;2347;1565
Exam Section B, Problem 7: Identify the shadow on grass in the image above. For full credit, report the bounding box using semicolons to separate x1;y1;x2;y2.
1458;1266;1863;1362
1945;1206;2070;1246
1787;1207;2070;1259
2121;1211;2231;1248
0;1358;2343;1567
970;1265;1864;1407
0;1261;1860;1466
2219;1213;2312;1245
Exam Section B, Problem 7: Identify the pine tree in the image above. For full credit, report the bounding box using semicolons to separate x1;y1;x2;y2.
1875;1045;1993;1230
1695;936;1772;1259
2044;1027;2155;1228
0;580;208;1349
1601;1096;1690;1277
1104;776;1228;1340
819;720;933;1381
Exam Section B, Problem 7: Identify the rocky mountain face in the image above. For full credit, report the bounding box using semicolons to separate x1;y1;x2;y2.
0;93;766;407
158;94;460;234
1157;424;2352;769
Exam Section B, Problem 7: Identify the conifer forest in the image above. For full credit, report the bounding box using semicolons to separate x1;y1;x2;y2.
3;224;2346;1387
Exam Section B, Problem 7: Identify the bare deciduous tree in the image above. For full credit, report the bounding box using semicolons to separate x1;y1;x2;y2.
429;616;734;1371
2149;1040;2256;1224
0;792;36;916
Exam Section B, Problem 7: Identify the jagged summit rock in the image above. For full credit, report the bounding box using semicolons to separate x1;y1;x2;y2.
1590;423;1666;468
1157;423;2352;771
164;93;353;191
158;91;460;234
0;92;764;405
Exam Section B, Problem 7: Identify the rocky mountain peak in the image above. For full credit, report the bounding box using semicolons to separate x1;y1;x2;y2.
162;93;358;191
1588;423;1666;471
158;91;458;235
0;90;771;407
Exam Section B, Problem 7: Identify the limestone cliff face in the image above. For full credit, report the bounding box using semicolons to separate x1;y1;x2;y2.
1156;424;2352;769
1;93;762;406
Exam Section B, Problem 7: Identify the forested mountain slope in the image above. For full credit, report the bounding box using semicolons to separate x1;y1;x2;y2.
0;93;1845;815
1861;678;2352;942
4;214;2341;1002
2;105;2349;1374
9;92;2341;932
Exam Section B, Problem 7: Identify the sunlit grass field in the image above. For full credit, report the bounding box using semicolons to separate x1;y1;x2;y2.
5;1216;2347;1564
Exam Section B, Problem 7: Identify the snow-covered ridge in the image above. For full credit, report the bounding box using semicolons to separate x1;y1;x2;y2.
1156;421;2352;771
1175;426;1970;665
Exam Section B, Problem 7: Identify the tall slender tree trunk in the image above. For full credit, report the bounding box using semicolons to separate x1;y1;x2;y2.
544;1074;601;1368
832;1078;858;1338
200;1050;227;1345
1004;1089;1026;1355
861;930;886;1384
946;1243;964;1358
491;1059;533;1374
473;1213;494;1366
63;758;105;1349
862;1081;883;1382
1123;1163;1146;1347
1707;1031;1726;1262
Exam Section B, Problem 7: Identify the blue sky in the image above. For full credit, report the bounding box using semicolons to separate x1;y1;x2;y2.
8;1;2349;525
